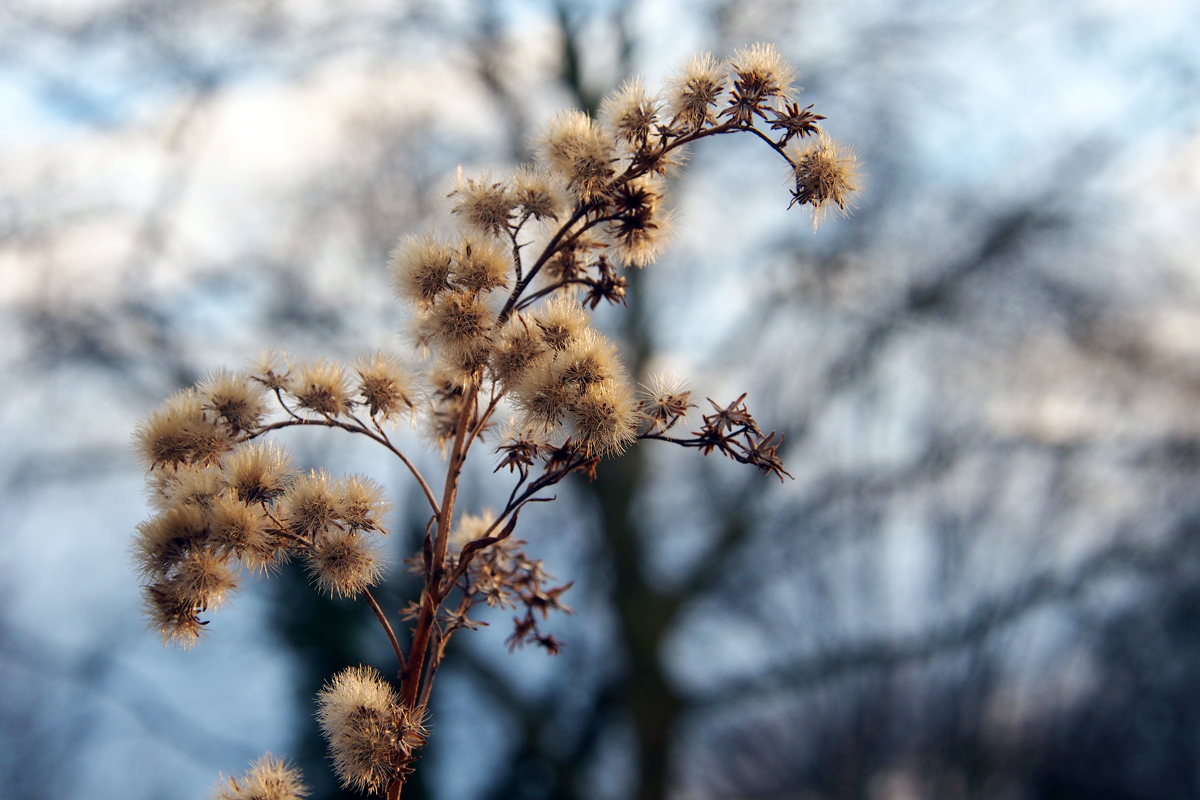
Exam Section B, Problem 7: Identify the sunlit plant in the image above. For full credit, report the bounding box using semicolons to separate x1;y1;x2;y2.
129;44;858;800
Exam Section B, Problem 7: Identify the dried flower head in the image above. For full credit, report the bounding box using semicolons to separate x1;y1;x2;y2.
390;234;454;308
788;133;860;227
600;77;658;149
537;110;617;202
282;470;341;540
208;495;279;573
725;43;797;125
336;475;390;533
490;315;547;390
569;379;640;457
606;177;673;267
213;753;308;800
665;52;726;130
223;441;293;505
511;166;566;222
134;390;232;469
450;170;516;238
533;295;589;352
291;359;352;418
249;348;291;392
317;666;424;795
159;462;225;512
452;235;510;294
449;510;496;553
307;529;382;599
641;373;695;433
199;368;268;433
421;289;495;358
354;352;414;421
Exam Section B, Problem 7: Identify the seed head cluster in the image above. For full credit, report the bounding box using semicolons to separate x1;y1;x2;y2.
130;44;855;798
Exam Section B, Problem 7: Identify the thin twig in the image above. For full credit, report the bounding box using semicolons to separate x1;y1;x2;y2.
363;587;406;675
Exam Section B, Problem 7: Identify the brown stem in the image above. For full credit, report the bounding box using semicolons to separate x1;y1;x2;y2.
363;587;406;675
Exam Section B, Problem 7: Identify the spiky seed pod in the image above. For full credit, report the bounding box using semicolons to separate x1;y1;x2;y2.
423;289;495;358
223;441;293;505
389;234;454;308
336;475;390;533
600;77;659;148
556;329;618;394
452;236;510;294
199;368;268;433
533;295;589;352
144;581;206;647
134;504;210;581
317;666;417;794
606;178;673;267
511;166;566;222
249;349;291;392
306;529;382;599
281;470;341;540
491;315;547;390
208;495;279;572
134;390;233;469
665;52;726;130
450;171;517;238
537;110;617;203
291;359;352;417
354;352;414;421
641;373;694;432
787;134;860;227
158;463;225;512
449;510;496;553
513;357;575;428
176;547;239;611
726;43;796;124
569;379;640;457
213;753;309;800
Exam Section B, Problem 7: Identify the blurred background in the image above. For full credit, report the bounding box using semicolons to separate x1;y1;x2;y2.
3;1;1200;798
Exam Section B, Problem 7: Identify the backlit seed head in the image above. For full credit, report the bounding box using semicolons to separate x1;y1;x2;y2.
354;352;415;421
557;329;618;394
144;581;205;647
307;529;382;599
569;379;640;457
537;110;617;202
452;235;510;294
490;315;547;390
134;504;210;581
665;52;726;130
533;295;589;352
291;359;353;417
730;42;796;103
208;495;278;572
641;372;694;432
514;358;576;428
249;348;291;392
390;233;454;308
223;441;294;505
511;166;567;222
282;470;341;539
213;753;308;800
605;178;673;267
176;547;239;610
134;390;232;469
787;133;860;228
199;368;267;433
450;170;517;238
336;475;390;533
158;462;225;512
600;77;659;148
317;666;412;795
423;289;495;355
449;510;496;553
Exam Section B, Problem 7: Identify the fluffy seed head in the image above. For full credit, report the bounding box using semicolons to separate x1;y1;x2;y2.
606;178;673;267
449;510;496;553
422;289;495;356
249;349;291;392
307;529;382;599
317;666;417;795
390;234;454;308
158;463;225;512
537;110;616;202
144;581;206;647
208;495;279;572
199;368;268;433
600;78;659;148
223;441;293;504
354;352;414;421
213;753;309;800
641;373;694;432
556;329;618;394
514;357;576;428
134;504;210;581
336;475;390;533
282;470;341;539
788;133;860;227
490;315;547;390
665;52;726;130
452;236;510;294
533;296;589;352
451;170;517;238
730;42;796;103
134;390;232;469
291;359;352;417
176;547;239;611
569;379;640;457
511;166;566;221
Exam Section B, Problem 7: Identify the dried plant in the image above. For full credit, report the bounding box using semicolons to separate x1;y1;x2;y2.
128;44;857;800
